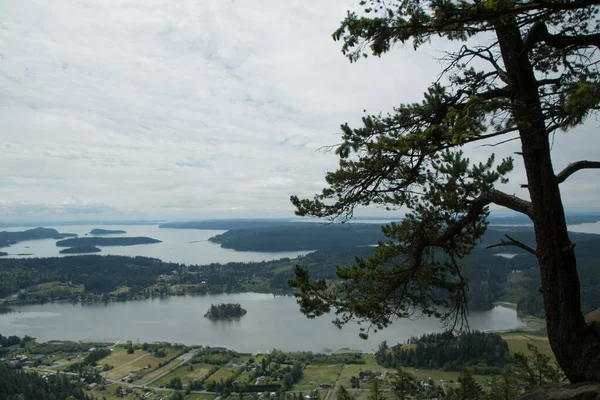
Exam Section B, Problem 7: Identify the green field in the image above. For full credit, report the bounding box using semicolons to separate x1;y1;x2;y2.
184;394;217;400
294;364;344;390
205;365;242;383
154;363;215;386
501;333;554;358
136;358;183;385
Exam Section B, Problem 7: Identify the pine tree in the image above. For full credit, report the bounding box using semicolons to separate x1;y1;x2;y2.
290;0;600;383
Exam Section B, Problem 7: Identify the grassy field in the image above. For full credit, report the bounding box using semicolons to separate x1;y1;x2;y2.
102;347;182;381
294;364;344;390
153;363;214;386
501;333;553;358
205;365;242;383
184;394;217;400
89;383;170;400
136;358;183;385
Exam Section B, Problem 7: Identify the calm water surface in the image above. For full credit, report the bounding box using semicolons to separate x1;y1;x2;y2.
1;222;596;350
0;225;312;265
0;293;523;352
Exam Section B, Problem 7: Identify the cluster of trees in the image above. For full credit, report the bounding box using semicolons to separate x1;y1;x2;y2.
190;346;241;366
83;348;111;365
204;303;247;319
245;349;305;391
0;333;27;348
0;364;93;400
376;331;512;374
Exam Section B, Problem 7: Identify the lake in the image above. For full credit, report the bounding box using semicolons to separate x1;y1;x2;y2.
0;224;312;265
0;293;523;353
1;221;597;351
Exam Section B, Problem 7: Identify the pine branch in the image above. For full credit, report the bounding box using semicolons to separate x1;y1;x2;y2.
556;160;600;183
486;234;537;255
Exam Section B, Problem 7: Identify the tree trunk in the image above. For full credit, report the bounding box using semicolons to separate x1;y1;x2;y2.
495;21;600;382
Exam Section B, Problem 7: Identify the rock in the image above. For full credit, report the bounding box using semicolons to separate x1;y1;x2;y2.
585;309;600;336
517;382;600;400
585;308;600;324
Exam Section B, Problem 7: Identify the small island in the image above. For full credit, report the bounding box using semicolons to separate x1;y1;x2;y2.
90;228;127;235
0;252;7;257
56;237;161;247
59;246;102;254
204;303;247;320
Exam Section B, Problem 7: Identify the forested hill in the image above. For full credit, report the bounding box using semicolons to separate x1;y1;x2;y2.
209;224;386;251
0;227;76;248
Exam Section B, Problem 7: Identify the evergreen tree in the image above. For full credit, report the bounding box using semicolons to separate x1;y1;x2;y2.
336;385;354;400
368;377;384;400
290;0;600;383
454;366;483;400
391;368;417;400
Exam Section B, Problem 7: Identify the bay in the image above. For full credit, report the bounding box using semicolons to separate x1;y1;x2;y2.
0;293;523;353
0;225;312;265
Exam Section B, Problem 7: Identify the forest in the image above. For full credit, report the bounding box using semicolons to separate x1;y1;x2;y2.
0;363;94;400
375;331;512;375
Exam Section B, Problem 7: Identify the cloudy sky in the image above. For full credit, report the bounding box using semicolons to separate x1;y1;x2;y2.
1;0;598;223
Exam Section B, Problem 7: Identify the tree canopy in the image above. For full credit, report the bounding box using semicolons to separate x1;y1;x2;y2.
290;0;600;383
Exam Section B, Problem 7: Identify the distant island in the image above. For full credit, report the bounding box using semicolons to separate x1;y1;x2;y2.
90;228;127;235
208;224;386;252
0;252;6;257
204;303;247;319
0;227;77;248
59;246;102;254
56;237;161;247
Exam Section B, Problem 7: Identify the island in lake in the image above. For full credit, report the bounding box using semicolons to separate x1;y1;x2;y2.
204;303;247;319
59;246;102;254
90;228;127;235
0;252;6;257
55;237;161;247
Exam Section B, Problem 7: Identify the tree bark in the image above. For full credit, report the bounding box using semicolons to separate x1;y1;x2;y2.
495;21;600;382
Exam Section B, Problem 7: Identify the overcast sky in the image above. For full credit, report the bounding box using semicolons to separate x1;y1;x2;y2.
1;0;598;223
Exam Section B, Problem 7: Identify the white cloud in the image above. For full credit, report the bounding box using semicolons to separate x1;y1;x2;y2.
0;0;598;222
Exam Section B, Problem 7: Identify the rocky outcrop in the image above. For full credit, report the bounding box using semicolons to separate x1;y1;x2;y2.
517;382;600;400
585;308;600;324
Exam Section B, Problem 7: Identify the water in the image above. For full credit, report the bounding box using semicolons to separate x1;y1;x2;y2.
0;293;523;352
568;221;600;234
0;225;312;265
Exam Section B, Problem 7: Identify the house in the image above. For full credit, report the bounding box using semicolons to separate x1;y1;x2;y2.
88;347;97;352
